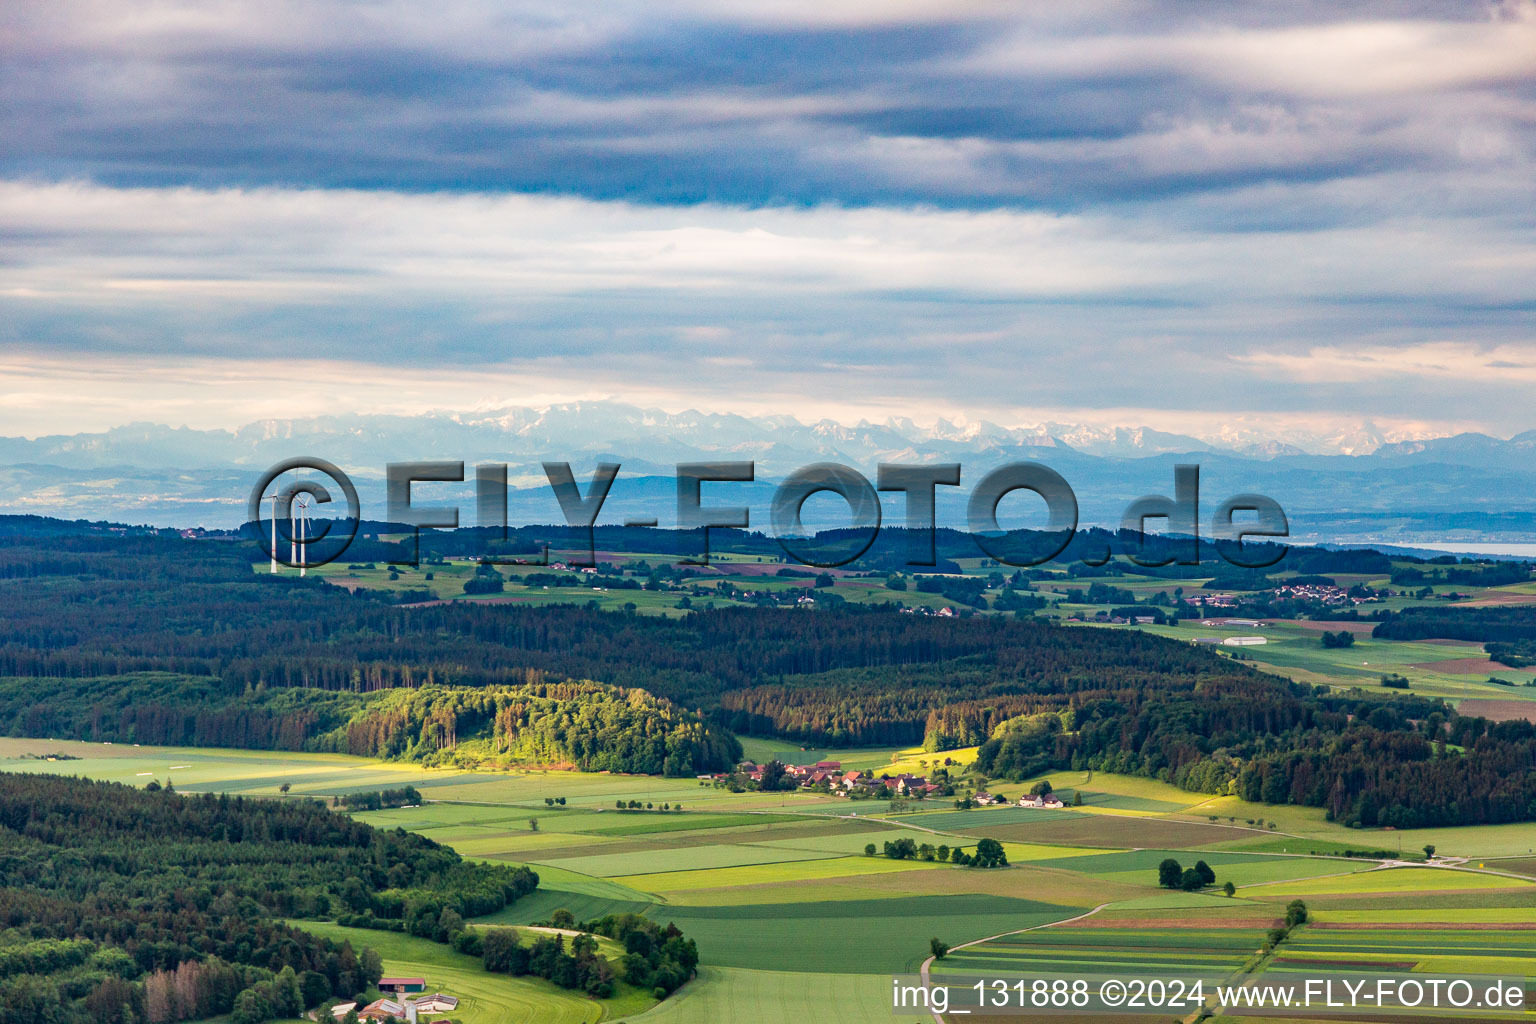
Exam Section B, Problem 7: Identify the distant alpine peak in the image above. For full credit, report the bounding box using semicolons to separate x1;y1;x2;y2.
0;400;1505;471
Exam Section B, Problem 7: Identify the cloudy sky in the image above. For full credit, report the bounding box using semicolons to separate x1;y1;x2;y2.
2;0;1534;443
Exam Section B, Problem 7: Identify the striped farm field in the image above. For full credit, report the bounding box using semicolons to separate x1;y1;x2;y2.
648;895;1078;973
1243;866;1536;898
932;917;1269;996
451;830;627;858
1099;858;1361;890
739;828;911;854
529;842;844;877
1266;923;1536;979
500;863;654;902
896;805;1080;829
968;815;1247;848
999;841;1118;862
572;813;803;836
621;967;893;1024
611;853;942;894
1028;848;1327;876
1314;907;1536;924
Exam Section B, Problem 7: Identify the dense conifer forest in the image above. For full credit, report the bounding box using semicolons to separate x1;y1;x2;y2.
0;528;1533;827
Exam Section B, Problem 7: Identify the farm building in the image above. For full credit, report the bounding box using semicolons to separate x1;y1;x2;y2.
379;978;427;995
346;990;460;1022
1019;793;1064;808
414;994;460;1013
1222;636;1267;646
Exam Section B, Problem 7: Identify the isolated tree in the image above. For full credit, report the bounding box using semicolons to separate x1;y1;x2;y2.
864;843;877;857
1222;881;1236;897
1180;867;1204;891
972;838;1008;868
1423;844;1436;859
1194;860;1216;885
930;937;949;959
1285;900;1309;927
529;817;539;832
279;782;291;796
1158;858;1184;889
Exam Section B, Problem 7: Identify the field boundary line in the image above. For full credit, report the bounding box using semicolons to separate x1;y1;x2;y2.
917;901;1113;1024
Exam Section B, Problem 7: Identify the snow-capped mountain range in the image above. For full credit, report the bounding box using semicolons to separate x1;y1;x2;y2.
1;402;1534;537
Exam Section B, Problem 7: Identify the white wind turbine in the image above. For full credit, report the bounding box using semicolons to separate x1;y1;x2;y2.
294;496;310;576
261;489;283;573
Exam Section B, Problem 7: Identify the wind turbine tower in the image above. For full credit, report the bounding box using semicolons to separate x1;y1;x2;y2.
262;490;283;573
296;496;310;577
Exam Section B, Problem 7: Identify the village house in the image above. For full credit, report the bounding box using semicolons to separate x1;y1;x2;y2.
1019;792;1065;808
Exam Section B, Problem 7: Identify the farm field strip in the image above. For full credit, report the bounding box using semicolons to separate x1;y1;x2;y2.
525;842;847;877
1260;924;1536;981
610;853;944;893
1314;907;1536;924
620;966;894;1024
931;919;1268;990
1101;861;1368;889
649;895;1080;973
1242;866;1536;897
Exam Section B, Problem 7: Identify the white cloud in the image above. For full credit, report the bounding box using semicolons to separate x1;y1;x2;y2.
1234;341;1536;383
1;177;1534;437
969;11;1536;99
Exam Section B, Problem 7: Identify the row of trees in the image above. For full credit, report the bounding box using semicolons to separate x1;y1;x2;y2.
866;837;1008;867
